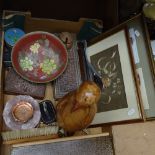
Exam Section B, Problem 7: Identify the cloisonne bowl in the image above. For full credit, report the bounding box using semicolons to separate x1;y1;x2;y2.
11;31;68;83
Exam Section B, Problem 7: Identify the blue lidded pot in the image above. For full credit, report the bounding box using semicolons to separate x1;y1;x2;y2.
4;28;25;48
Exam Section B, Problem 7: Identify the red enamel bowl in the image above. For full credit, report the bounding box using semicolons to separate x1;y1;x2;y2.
11;31;68;83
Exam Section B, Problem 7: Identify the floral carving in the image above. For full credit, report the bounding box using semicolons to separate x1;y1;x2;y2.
40;59;57;75
20;57;33;71
30;43;40;53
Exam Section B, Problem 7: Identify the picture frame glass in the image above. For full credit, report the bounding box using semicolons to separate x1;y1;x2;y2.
86;28;142;125
127;16;155;119
90;44;128;112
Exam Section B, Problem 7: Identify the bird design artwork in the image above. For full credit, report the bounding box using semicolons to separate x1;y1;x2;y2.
56;81;101;132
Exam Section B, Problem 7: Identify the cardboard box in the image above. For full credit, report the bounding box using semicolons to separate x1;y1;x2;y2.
1;11;155;155
112;121;155;155
0;10;108;155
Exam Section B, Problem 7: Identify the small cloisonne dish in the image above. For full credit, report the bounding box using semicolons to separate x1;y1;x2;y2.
12;101;34;123
11;31;68;83
4;28;25;47
3;95;41;130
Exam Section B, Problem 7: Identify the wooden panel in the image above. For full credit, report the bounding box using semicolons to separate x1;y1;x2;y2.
24;16;87;33
12;136;113;155
12;133;109;147
1;144;12;155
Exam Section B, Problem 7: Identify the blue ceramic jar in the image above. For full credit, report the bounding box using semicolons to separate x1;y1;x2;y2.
4;28;25;47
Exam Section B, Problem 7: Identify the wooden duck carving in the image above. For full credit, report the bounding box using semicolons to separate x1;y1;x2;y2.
56;81;101;132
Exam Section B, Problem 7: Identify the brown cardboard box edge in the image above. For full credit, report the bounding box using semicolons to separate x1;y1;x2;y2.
112;121;155;155
0;10;106;154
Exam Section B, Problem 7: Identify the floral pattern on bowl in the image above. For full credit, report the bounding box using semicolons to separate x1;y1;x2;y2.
12;32;68;83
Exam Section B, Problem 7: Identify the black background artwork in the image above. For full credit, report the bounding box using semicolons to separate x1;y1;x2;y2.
90;44;128;112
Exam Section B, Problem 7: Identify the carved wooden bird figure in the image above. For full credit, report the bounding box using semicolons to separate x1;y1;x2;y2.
56;81;101;132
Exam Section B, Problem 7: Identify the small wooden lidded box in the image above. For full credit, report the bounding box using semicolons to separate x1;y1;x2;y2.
1;10;155;155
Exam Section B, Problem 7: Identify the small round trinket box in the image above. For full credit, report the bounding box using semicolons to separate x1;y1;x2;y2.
4;28;25;47
3;95;41;130
12;101;34;123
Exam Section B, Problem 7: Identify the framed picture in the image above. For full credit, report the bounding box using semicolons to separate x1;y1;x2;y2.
86;27;142;125
126;15;155;119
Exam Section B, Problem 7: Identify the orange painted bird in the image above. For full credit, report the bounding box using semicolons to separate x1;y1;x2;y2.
56;81;101;132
